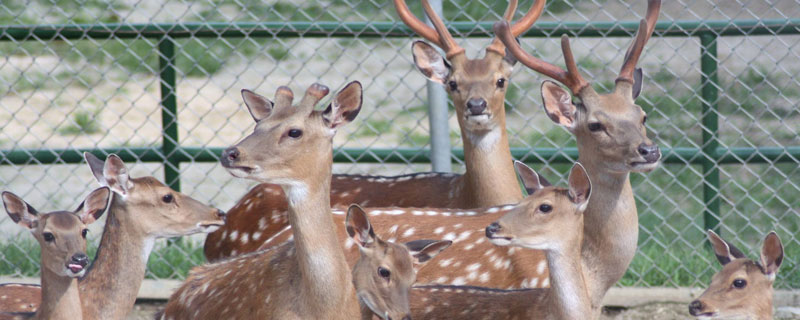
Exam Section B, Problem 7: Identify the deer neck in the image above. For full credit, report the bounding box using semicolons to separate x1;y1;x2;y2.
79;198;152;319
577;156;638;306
283;161;357;313
542;236;590;320
38;267;82;320
460;123;521;207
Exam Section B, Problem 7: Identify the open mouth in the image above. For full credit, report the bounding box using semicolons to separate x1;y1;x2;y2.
198;221;225;233
487;235;512;246
630;160;659;170
224;165;256;178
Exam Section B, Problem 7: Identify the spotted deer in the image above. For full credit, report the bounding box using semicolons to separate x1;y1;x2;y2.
0;188;110;320
689;230;784;319
203;0;545;262
0;153;226;320
406;163;592;319
495;0;662;313
161;82;368;319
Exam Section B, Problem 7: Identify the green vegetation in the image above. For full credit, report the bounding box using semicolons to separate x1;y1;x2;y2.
58;109;102;135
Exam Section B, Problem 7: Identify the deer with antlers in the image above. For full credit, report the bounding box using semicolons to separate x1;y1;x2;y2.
689;230;784;319
203;0;544;262
0;153;226;320
405;163;593;320
1;188;110;320
162;82;447;319
493;0;662;313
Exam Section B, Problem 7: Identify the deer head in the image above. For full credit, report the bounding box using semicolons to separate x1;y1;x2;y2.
2;187;110;278
485;162;591;249
689;230;783;319
348;205;451;320
397;0;543;147
84;152;225;236
495;0;662;173
220;82;363;188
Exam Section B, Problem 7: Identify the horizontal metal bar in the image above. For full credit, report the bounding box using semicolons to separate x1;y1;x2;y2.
1;19;799;41
1;146;798;166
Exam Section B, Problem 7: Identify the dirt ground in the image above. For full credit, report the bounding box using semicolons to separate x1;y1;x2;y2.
127;301;800;319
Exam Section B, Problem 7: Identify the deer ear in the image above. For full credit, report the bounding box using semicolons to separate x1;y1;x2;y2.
103;154;133;196
75;187;110;225
541;81;577;130
632;68;643;99
241;89;274;122
323;81;362;130
346;205;375;248
412;41;451;84
2;191;39;230
84;152;106;185
567;163;591;210
707;230;746;266
760;231;783;279
405;239;452;265
514;161;550;195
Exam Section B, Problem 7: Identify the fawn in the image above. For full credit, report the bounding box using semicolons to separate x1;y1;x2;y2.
408;163;593;319
1;188;110;320
0;153;225;320
689;230;784;319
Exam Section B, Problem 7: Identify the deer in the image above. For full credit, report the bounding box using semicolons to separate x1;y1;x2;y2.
689;230;784;319
494;0;662;313
404;163;593;320
162;82;450;319
203;0;545;262
0;187;110;320
0;153;226;320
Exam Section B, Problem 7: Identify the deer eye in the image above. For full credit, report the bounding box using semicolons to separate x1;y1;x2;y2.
162;194;174;203
378;266;391;279
642;115;647;124
448;80;458;91
587;122;603;132
496;78;506;88
81;229;88;239
732;279;747;289
287;129;303;138
43;232;55;242
539;204;552;213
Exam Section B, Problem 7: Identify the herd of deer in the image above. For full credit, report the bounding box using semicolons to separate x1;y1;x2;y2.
0;0;788;319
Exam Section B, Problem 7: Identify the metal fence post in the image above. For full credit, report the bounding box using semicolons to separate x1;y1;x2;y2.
424;0;452;173
159;37;181;191
700;32;720;235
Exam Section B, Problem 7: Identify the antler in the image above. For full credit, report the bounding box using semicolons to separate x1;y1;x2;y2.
617;0;661;83
486;0;547;56
394;0;464;58
495;21;589;94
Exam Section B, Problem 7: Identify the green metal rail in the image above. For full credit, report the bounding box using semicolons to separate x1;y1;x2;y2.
2;19;800;233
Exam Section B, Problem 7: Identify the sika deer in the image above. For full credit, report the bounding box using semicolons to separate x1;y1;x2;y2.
408;163;592;319
203;0;544;262
689;230;784;319
347;204;451;320
162;82;366;319
0;153;226;320
495;0;662;312
0;188;110;320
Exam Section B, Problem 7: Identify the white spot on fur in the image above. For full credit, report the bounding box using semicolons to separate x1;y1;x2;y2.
451;277;466;285
434;227;445;234
252;231;262;240
229;230;239;241
402;228;415;238
438;258;453;267
443;232;456;241
536;261;546;274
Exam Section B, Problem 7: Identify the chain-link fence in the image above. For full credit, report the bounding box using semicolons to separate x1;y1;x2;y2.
0;0;798;291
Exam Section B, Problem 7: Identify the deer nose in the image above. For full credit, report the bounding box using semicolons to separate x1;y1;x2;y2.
71;253;89;268
688;300;704;316
637;143;661;163
221;147;240;167
485;222;502;238
466;98;487;115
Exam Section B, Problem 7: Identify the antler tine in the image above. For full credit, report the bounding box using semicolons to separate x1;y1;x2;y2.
495;21;588;93
394;0;441;47
618;0;661;83
420;0;464;58
487;0;546;56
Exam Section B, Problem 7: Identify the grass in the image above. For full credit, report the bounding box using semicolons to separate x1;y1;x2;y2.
58;109;102;135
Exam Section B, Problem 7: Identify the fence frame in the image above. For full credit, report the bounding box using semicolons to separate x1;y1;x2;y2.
2;19;800;233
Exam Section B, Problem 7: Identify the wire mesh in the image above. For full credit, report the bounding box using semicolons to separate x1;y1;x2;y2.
0;0;798;290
